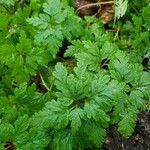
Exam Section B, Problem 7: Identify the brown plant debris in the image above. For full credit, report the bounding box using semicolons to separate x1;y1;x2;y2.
75;0;114;24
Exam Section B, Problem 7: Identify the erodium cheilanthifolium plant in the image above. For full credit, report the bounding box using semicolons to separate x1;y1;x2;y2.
0;0;150;149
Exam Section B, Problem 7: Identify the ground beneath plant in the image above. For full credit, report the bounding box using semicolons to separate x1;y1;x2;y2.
101;111;150;150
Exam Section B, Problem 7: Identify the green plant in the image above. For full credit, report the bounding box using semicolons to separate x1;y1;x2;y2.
0;0;150;149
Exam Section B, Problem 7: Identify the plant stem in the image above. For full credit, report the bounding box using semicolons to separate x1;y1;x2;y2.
39;73;51;92
77;1;114;12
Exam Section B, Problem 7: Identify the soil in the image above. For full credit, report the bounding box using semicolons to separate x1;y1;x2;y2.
102;111;150;150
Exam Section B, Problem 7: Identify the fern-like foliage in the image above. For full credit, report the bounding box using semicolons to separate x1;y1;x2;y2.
0;115;49;150
0;0;16;6
31;62;130;148
64;22;149;138
0;30;50;83
0;0;149;149
27;0;83;58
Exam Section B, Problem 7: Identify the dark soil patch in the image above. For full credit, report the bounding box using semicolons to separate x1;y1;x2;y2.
102;111;150;150
142;57;150;71
4;142;16;150
28;74;48;93
57;39;71;59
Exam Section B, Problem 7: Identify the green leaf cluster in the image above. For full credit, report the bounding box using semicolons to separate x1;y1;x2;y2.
0;0;150;149
27;0;84;58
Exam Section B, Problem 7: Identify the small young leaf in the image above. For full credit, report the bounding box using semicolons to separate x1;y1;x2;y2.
115;0;128;19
